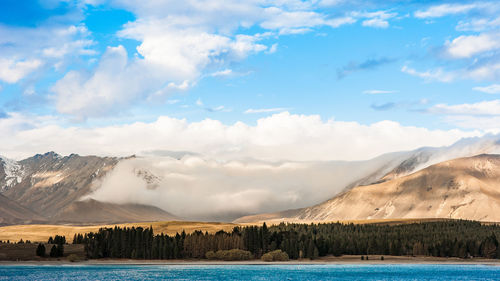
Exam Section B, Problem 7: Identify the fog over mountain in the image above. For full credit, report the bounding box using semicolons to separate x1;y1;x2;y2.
87;134;500;221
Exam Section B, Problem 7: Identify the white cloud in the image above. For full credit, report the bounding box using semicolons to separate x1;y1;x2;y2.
442;115;500;131
0;59;42;83
209;69;233;77
356;10;396;29
0;24;95;78
363;89;397;94
0;111;480;162
446;33;500;58
401;65;456;82
48;1;402;118
267;43;278;54
467;61;500;81
260;7;355;33
166;99;180;104
402;61;500;83
414;3;480;19
362;18;389;28
474;84;500;94
457;16;500;32
428;100;500;116
244;108;290;114
52;46;152;119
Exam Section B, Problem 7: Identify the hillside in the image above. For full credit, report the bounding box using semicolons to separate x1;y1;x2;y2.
0;194;46;226
2;152;118;218
0;152;180;225
52;199;178;224
235;154;500;223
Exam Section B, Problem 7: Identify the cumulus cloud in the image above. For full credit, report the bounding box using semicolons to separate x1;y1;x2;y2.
48;0;403;119
119;21;268;81
0;59;42;84
50;25;269;119
0;111;480;161
411;3;500;84
53;0;334;118
52;46;149;119
0;24;95;80
445;33;500;58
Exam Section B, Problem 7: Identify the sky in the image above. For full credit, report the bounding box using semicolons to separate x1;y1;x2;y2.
1;0;500;161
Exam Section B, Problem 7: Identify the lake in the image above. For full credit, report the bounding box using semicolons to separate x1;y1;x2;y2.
0;264;499;280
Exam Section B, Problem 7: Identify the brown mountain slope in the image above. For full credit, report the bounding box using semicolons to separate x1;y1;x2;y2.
0;194;46;226
3;152;118;218
235;154;500;223
52;199;179;224
1;152;181;225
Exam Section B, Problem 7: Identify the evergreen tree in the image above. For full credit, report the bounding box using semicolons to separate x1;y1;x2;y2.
36;243;46;257
49;245;58;257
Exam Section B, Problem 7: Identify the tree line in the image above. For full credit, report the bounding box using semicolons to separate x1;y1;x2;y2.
35;235;66;258
73;220;500;260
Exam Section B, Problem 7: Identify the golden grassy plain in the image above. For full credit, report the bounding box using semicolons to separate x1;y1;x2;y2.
0;221;238;243
1;218;487;244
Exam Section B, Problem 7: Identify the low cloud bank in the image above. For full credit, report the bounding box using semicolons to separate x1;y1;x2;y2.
86;156;392;221
0;112;480;162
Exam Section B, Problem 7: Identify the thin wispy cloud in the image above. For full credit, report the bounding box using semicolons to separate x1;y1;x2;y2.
337;57;396;79
428;100;500;116
196;98;231;113
414;3;482;19
209;69;233;77
363;89;397;94
371;102;396;111
474;84;500;94
244;108;290;114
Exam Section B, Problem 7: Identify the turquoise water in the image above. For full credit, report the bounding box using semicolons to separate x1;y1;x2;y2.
0;264;499;280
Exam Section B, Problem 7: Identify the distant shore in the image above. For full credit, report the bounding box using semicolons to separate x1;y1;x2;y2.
2;255;500;266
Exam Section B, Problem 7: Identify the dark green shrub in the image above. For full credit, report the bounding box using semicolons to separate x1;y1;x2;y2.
261;250;289;262
205;249;252;260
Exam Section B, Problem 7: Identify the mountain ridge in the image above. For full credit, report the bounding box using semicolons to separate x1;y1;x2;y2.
0;152;177;225
235;154;500;223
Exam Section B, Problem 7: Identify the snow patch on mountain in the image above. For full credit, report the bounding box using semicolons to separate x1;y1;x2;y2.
0;156;24;192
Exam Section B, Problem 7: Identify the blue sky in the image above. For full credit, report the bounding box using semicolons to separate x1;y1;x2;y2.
0;0;499;160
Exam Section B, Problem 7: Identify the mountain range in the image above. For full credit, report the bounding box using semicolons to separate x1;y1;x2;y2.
0;152;176;225
1;134;500;226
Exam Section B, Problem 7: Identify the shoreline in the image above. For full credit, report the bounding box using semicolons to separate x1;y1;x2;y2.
2;255;500;266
